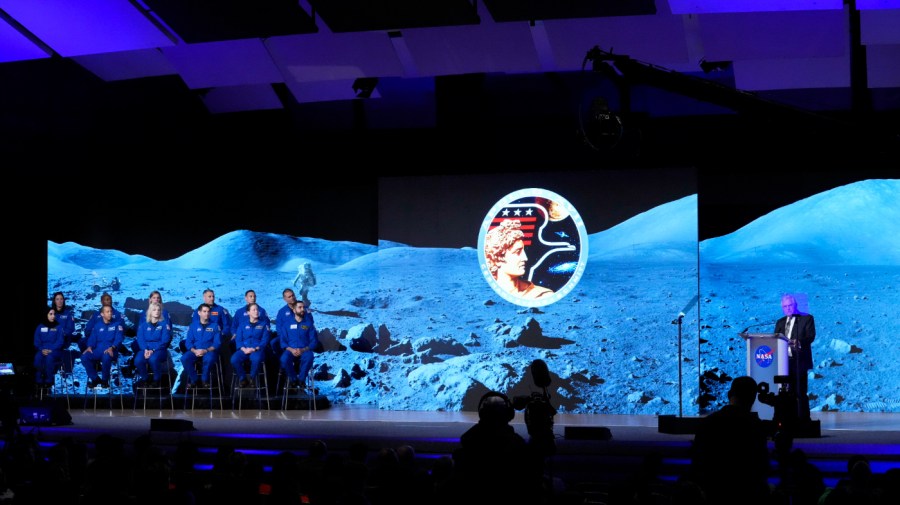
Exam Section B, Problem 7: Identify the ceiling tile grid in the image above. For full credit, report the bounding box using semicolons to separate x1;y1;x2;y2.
0;1;897;117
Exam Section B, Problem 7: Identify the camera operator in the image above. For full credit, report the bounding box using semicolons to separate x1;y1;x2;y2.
689;376;771;505
454;391;546;505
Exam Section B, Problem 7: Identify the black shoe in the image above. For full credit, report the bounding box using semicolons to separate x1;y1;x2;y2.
101;380;110;388
290;379;301;388
149;381;160;388
246;379;255;388
88;378;101;388
240;378;249;388
135;379;147;388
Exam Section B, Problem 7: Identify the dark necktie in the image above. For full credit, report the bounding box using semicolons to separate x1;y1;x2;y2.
785;317;795;357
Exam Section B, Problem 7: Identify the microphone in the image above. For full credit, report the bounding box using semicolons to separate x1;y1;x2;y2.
672;294;700;324
740;321;776;334
679;295;699;317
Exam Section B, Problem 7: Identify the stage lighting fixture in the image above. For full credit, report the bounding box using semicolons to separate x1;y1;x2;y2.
579;97;624;151
352;77;379;98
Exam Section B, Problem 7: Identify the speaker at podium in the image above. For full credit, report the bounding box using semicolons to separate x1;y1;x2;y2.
740;332;789;421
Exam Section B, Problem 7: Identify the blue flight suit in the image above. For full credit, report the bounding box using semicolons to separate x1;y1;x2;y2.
82;319;124;384
231;318;270;383
280;314;319;385
135;319;172;384
181;320;221;385
33;323;64;385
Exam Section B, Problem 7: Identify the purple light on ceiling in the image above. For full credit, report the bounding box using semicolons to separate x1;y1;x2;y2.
73;48;176;81
202;84;284;114
857;0;900;7
698;10;846;62
162;38;284;89
0;15;51;62
867;45;900;88
266;32;404;84
861;9;900;45
667;0;843;14
0;0;174;57
403;24;541;77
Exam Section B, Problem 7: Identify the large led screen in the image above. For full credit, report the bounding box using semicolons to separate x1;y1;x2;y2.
698;178;900;415
46;168;700;415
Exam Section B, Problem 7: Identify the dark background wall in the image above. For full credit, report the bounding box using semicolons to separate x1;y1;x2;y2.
6;55;899;369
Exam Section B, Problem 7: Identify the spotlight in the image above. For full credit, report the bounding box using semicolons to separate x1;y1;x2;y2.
352;77;378;98
579;97;623;151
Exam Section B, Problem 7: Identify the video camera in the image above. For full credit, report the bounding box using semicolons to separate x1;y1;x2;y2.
512;359;557;456
757;375;798;428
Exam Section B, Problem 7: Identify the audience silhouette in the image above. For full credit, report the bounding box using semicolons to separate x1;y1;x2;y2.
0;422;895;505
689;376;771;505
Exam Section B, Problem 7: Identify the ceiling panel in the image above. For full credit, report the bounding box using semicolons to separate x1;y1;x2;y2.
162;38;284;89
867;45;900;88
0;0;174;56
0;15;51;63
284;78;379;104
142;0;317;44
856;0;900;7
698;11;847;61
307;0;479;33
861;9;900;45
403;23;541;77
545;16;692;73
73;48;175;81
484;0;657;22
202;84;284;113
666;0;842;14
266;32;403;84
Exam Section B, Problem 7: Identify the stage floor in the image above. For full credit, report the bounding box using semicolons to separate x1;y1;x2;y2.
12;404;899;491
27;405;900;449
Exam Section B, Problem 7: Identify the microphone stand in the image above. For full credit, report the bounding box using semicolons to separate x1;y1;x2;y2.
792;338;802;422
671;294;697;419
670;312;686;418
676;313;684;418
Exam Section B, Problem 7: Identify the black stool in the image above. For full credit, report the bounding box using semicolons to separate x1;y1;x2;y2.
183;356;224;412
133;356;174;412
231;361;270;411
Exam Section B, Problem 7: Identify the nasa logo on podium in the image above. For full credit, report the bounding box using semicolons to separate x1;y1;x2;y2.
755;345;774;367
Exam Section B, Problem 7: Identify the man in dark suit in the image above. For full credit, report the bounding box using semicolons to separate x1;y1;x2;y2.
774;294;816;421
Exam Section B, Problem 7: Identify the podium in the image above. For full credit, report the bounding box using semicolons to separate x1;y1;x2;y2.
741;332;789;420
